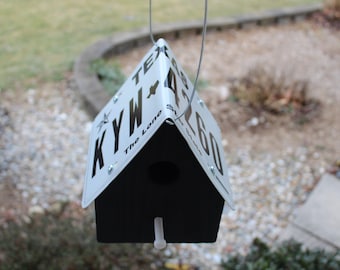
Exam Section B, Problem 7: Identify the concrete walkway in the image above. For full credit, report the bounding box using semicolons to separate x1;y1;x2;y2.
281;174;340;252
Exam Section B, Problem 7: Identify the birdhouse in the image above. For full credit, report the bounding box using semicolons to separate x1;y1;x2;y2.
82;39;234;247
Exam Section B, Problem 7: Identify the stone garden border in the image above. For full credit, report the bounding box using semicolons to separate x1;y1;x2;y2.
74;4;321;116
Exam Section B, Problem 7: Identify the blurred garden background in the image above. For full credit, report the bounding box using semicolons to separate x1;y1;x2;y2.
1;0;340;269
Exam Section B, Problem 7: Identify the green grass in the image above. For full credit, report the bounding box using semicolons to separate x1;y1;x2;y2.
0;0;320;90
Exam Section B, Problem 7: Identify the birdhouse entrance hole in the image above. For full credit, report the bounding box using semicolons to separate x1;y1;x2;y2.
148;161;180;185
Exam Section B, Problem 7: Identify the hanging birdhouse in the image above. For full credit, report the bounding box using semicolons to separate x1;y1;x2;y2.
82;38;234;247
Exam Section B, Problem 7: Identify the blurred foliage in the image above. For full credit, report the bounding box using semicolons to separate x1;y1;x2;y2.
189;74;210;92
91;59;126;96
324;0;340;10
228;67;321;124
221;238;340;270
0;202;168;270
321;0;340;28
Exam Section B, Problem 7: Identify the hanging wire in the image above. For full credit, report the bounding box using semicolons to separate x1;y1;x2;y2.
149;0;209;121
175;0;208;121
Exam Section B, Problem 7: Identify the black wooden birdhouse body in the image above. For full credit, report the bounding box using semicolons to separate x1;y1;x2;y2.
82;39;234;245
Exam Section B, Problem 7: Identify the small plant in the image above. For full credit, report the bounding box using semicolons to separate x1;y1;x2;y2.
221;238;340;270
91;59;126;96
228;67;320;124
0;202;168;270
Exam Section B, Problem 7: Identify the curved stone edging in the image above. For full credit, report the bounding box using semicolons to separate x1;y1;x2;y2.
74;3;321;116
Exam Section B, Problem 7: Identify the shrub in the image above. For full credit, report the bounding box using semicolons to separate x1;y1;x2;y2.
228;67;320;124
221;238;340;270
0;202;168;270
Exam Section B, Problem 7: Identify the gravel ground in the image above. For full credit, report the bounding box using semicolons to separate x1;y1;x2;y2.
0;78;91;215
0;21;339;269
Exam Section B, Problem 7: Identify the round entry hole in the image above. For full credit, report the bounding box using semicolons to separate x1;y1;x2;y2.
148;161;180;185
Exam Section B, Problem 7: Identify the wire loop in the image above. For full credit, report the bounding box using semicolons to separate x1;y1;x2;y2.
149;0;208;121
